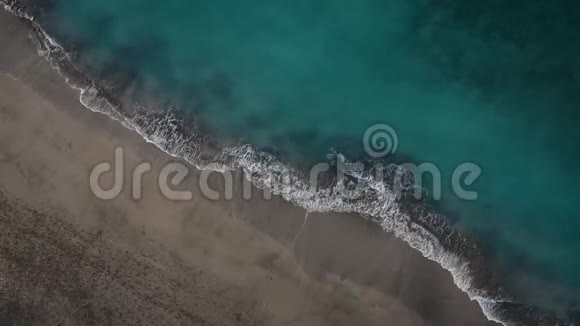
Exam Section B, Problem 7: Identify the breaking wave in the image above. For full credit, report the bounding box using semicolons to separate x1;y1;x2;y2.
1;1;574;325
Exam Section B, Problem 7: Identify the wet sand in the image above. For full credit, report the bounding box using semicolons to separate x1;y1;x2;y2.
0;9;497;326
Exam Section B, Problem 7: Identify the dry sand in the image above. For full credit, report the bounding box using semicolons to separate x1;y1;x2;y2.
0;9;497;326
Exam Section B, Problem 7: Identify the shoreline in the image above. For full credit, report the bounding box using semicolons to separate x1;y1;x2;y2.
0;2;566;325
0;2;518;325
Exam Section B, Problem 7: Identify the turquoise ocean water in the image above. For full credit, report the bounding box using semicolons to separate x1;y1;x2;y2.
19;0;580;323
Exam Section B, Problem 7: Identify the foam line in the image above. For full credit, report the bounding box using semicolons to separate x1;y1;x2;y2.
2;2;568;325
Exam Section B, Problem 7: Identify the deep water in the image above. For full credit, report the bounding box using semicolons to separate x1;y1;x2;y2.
34;0;580;319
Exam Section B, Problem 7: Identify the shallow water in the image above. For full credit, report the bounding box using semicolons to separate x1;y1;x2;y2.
37;0;580;318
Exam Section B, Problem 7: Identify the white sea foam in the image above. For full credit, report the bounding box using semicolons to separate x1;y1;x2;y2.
1;2;535;325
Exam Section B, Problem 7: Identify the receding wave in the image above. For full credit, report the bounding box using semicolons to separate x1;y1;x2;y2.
1;1;575;325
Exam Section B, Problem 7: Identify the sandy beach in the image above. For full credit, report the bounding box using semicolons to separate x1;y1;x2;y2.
0;8;497;326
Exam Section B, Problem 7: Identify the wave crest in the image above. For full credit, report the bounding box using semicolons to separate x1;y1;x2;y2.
3;2;575;325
